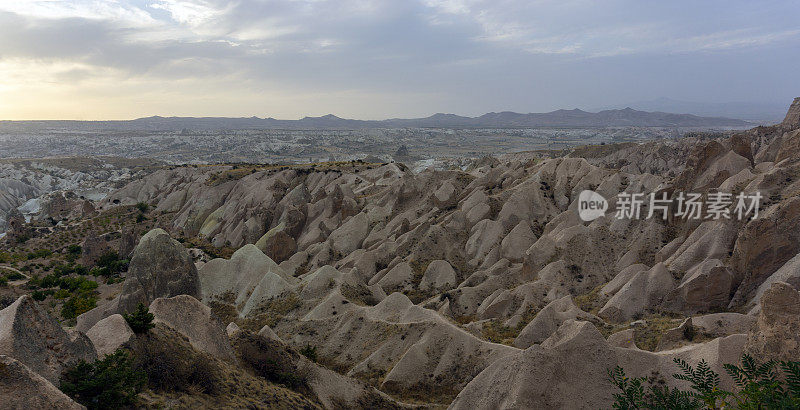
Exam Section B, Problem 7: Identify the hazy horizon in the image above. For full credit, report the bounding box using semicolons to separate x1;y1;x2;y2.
1;0;799;120
0;98;790;122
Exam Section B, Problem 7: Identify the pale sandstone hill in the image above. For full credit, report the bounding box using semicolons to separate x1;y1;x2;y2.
39;99;800;407
198;244;298;316
0;295;96;384
449;320;746;410
0;355;84;410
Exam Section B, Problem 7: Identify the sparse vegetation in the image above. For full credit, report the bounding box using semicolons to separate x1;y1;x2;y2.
67;244;82;259
26;249;52;260
3;270;24;280
232;332;308;390
634;316;683;352
482;319;518;345
239;292;301;331
24;268;99;319
130;326;224;395
341;282;379;306
299;345;318;362
61;293;97;319
453;314;477;326
60;349;146;410
575;284;606;315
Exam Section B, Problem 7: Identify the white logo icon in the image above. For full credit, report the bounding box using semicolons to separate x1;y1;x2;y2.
578;190;608;222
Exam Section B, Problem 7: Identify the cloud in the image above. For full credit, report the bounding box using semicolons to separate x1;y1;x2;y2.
149;0;224;26
670;28;800;53
0;0;799;119
1;0;156;26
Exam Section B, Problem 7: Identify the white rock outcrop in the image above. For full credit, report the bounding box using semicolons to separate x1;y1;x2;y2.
149;295;236;362
86;314;135;357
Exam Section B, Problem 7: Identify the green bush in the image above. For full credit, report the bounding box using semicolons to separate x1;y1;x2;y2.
93;251;128;277
67;244;82;255
3;271;24;281
53;264;71;277
56;276;97;292
96;251;119;268
31;289;50;301
123;303;155;334
0;277;7;287
135;202;149;213
300;344;318;362
723;355;800;409
26;249;52;260
66;244;82;262
38;273;59;288
54;289;70;299
61;294;97;319
60;350;146;410
608;354;800;409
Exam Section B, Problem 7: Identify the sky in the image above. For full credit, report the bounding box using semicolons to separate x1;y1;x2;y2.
0;0;799;120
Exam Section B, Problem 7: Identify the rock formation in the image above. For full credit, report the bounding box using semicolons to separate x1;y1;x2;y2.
85;314;135;357
4;208;28;242
0;355;84;410
745;281;800;362
4;98;800;408
149;295;236;362
451;320;747;410
783;97;800;128
77;228;200;331
198;244;296;317
514;295;600;348
0;296;96;383
80;232;111;266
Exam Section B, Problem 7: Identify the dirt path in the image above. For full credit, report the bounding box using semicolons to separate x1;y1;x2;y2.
0;265;30;286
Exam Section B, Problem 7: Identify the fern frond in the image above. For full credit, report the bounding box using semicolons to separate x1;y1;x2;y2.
741;353;757;378
674;357;693;376
723;363;747;388
756;360;777;380
781;361;800;397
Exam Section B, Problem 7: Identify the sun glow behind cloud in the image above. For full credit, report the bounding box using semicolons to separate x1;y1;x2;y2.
0;0;799;119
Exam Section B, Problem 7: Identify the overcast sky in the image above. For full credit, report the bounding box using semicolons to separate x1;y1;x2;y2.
1;0;799;120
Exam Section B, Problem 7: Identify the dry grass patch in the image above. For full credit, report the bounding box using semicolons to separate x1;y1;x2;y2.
633;315;684;351
238;292;301;332
340;282;379;306
574;284;606;315
129;324;320;409
481;320;518;345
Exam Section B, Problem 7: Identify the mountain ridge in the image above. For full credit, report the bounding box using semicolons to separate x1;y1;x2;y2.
0;107;752;131
597;97;788;123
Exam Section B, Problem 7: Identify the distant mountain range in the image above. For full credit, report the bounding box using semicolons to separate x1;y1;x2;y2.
597;97;788;123
1;107;753;131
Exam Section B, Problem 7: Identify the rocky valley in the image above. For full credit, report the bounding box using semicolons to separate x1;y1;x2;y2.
1;99;800;409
